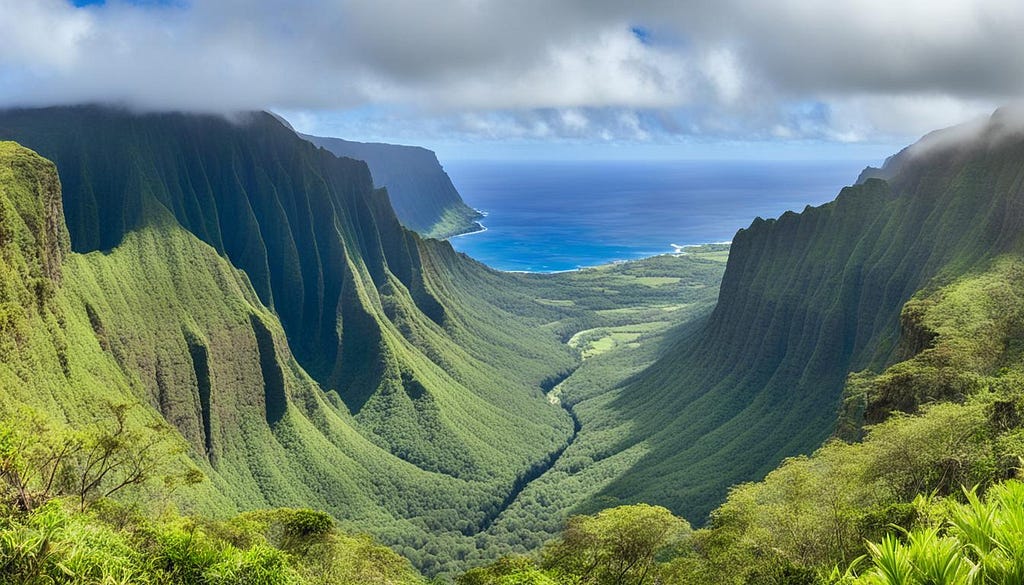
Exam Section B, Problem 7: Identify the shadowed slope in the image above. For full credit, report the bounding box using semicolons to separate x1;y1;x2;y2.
599;109;1024;523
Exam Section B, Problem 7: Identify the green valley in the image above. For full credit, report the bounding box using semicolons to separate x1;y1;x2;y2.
5;103;1024;584
0;109;729;578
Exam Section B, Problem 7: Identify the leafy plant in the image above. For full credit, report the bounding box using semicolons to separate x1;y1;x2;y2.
847;482;1024;584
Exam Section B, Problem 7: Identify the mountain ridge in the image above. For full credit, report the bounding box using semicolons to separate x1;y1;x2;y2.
301;132;484;239
585;107;1024;523
0;107;581;574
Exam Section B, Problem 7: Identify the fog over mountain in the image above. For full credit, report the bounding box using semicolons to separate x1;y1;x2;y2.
2;0;1021;145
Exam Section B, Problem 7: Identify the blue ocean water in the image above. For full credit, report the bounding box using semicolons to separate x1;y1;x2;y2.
444;160;870;272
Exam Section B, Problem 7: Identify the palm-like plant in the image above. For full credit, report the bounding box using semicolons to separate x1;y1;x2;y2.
949;483;1024;584
852;480;1024;585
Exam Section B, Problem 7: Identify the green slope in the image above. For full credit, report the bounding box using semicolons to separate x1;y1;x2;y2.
0;106;574;476
588;108;1024;524
0;140;467;543
301;133;483;239
0;134;733;576
0;107;586;575
646;249;1024;584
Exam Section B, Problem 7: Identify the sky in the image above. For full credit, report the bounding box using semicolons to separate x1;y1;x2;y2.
1;0;1021;161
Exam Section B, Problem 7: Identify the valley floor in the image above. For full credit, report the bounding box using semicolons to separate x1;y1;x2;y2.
449;245;729;571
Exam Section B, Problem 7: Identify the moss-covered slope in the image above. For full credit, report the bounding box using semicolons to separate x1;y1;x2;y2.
0;107;579;574
0;142;471;552
599;108;1024;523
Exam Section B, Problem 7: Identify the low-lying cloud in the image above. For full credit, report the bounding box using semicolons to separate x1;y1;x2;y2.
1;0;1021;142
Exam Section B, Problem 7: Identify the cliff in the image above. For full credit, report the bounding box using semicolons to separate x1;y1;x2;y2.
302;133;483;239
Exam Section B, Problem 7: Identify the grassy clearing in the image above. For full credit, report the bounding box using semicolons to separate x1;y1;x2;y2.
569;322;670;359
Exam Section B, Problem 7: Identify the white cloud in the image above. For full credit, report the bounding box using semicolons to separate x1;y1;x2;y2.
825;94;997;139
0;0;1020;143
701;47;743;105
0;0;93;70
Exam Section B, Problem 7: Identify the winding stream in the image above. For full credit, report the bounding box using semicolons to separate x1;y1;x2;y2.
467;368;581;536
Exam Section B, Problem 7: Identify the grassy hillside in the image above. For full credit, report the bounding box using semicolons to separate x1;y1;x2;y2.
0;107;575;485
0;109;582;575
302;134;483;239
565;109;1024;525
0;141;499;572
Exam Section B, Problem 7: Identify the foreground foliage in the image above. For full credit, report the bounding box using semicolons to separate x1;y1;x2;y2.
0;501;424;585
458;504;688;585
454;399;1024;585
850;481;1024;585
0;410;424;585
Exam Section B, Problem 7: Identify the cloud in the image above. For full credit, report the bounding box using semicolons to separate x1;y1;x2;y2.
0;0;1021;142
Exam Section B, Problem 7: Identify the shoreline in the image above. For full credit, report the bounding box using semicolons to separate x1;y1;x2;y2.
447;222;488;239
445;206;731;274
443;208;489;240
499;241;732;275
670;241;732;255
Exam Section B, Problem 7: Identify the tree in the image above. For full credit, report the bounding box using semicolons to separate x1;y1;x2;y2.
457;556;558;585
541;504;690;585
0;410;78;510
0;403;200;511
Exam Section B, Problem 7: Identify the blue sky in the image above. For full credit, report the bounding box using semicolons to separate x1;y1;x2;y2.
0;0;1019;161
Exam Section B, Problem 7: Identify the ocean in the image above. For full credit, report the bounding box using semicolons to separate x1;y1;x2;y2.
444;160;871;272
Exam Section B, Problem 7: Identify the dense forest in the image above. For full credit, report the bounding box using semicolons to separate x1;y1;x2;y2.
4;105;1024;583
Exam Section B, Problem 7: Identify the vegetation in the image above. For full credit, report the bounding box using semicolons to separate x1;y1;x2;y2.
302;133;484;239
454;392;1024;584
0;403;199;513
0;402;427;585
850;481;1024;585
457;504;688;585
0;493;424;585
0;128;730;576
8;104;1024;584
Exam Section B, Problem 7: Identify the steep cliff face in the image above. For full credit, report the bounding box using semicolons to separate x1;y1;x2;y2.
0;107;389;389
598;109;1024;523
0;141;72;402
0;141;458;543
0;109;576;575
302;133;483;239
